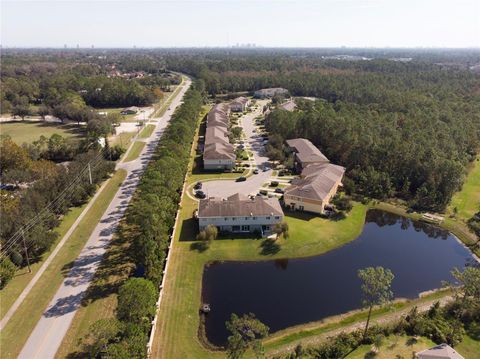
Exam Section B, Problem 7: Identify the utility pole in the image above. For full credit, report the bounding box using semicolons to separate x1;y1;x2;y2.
88;163;93;185
21;230;31;273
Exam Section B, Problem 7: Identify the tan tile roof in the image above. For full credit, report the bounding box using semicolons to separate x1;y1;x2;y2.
285;163;345;202
417;344;465;359
286;138;329;164
198;193;284;217
204;142;235;160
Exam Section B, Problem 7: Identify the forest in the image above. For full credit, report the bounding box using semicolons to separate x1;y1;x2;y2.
0;52;180;120
164;50;480;210
0;134;115;288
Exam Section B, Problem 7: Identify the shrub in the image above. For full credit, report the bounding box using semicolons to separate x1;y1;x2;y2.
0;257;16;289
117;278;158;331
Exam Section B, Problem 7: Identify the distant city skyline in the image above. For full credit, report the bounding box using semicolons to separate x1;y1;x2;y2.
1;0;479;48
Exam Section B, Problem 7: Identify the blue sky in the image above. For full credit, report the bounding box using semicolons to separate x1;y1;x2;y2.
1;0;479;48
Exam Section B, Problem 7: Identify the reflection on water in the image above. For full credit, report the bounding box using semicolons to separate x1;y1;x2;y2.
202;210;478;346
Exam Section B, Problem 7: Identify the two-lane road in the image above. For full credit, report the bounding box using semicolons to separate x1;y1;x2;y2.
17;78;191;359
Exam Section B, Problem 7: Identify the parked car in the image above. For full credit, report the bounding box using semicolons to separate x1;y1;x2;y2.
253;169;259;174
259;189;268;196
263;166;271;172
270;181;279;187
275;188;284;194
195;190;206;199
194;182;202;190
236;176;247;182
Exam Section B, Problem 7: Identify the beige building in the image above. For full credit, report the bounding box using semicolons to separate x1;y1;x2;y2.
203;104;235;170
284;138;345;215
198;193;284;236
230;97;250;112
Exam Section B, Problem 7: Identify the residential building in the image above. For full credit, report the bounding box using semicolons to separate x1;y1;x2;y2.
254;88;289;99
198;193;284;235
286;138;329;171
230;96;250;112
284;138;345;215
120;106;139;115
279;99;296;112
416;344;465;359
203;104;235;170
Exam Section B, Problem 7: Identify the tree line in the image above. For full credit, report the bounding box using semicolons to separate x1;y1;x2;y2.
77;81;205;357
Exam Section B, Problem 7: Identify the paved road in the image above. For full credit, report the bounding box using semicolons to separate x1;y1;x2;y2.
17;78;191;359
202;101;274;198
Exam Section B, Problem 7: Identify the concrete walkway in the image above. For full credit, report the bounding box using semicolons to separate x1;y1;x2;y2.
16;79;191;359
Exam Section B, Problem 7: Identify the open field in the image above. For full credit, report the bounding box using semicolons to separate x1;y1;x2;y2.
0;170;127;359
0;121;84;144
456;334;480;358
95;107;137;122
123;141;145;162
449;157;480;221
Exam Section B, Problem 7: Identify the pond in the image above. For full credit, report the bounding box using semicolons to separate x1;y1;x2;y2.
201;210;478;346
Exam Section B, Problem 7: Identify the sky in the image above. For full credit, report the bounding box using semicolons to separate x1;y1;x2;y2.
1;0;479;48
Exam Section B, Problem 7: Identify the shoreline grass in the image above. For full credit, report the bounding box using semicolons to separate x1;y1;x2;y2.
0;170;127;359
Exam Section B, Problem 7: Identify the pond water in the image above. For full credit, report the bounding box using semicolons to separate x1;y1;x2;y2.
202;210;478;346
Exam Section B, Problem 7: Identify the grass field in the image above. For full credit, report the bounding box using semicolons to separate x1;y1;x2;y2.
123;141;145;162
138;124;155;138
456;334;480;358
0;121;84;144
345;335;435;359
0;170;127;359
449;157;480;221
95;108;137;122
109;131;135;149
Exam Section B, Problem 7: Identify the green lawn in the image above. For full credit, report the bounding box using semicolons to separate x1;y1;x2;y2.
345;335;435;359
95;108;137;122
138;124;155;138
0;121;84;144
123;141;145;162
449;157;480;221
456;334;480;358
0;170;127;359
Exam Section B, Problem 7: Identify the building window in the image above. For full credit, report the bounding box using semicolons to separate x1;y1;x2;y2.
252;216;257;220
224;218;228;221
299;205;304;211
266;217;270;220
232;225;240;231
245;217;249;220
274;216;280;220
232;217;236;221
241;225;250;231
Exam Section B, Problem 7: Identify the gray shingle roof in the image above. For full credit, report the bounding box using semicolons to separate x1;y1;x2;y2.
203;104;235;161
286;138;329;164
416;344;465;359
198;193;284;217
285;163;345;201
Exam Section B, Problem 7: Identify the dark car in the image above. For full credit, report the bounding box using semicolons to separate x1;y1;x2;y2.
195;190;206;199
194;182;202;190
275;188;284;194
253;169;259;174
236;176;247;182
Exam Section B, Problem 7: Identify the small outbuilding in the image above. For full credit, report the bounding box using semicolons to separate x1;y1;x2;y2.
416;343;465;359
